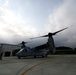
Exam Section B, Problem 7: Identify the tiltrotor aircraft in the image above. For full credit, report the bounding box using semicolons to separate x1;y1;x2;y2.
16;41;48;59
31;27;68;53
16;27;68;59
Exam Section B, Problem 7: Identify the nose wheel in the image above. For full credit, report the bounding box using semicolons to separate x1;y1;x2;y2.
18;56;20;59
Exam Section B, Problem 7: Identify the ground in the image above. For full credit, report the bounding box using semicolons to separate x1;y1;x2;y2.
0;55;76;75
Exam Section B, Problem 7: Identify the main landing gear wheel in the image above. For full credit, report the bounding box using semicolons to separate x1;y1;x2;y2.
18;57;20;59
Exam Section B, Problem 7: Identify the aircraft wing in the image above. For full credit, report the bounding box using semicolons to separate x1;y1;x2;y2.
35;43;48;50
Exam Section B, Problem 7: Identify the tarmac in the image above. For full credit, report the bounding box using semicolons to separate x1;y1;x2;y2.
0;55;76;75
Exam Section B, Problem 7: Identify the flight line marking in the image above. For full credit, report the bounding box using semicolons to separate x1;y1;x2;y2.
20;61;45;75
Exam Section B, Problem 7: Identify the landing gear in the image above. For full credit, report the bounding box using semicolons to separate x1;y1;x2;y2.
42;55;45;58
45;54;47;57
0;53;3;60
34;55;36;58
42;54;48;58
18;56;20;59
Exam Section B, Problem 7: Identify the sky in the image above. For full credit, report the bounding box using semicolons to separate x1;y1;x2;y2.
0;0;76;48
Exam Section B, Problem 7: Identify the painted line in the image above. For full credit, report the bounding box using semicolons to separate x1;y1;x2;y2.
20;62;45;75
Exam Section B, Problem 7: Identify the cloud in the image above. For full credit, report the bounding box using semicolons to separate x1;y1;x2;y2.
0;0;76;48
46;0;76;47
0;0;38;44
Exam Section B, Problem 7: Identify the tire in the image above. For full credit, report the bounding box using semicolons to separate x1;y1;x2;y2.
45;54;47;57
18;56;20;59
0;53;2;60
42;55;44;58
34;56;36;58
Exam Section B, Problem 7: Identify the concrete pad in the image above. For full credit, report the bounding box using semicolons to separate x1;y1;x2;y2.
0;55;76;75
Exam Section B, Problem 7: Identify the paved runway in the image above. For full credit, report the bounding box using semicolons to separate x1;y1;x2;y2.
0;55;76;75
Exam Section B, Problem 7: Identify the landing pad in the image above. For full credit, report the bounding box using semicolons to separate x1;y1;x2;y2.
0;55;76;75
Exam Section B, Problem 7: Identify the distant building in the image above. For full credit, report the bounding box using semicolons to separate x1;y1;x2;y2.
0;43;21;57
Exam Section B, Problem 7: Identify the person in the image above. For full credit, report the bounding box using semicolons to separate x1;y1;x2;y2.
0;44;3;60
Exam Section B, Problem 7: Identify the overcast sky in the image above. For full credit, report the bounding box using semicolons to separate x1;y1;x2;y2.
0;0;76;48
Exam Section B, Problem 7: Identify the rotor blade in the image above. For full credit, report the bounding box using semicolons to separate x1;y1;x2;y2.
21;42;28;44
24;42;28;44
17;42;28;45
30;35;48;39
52;27;68;35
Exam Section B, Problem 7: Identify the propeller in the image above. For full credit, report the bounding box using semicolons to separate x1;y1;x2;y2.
20;41;28;44
30;27;68;39
52;27;68;35
16;41;28;46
